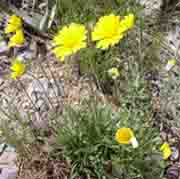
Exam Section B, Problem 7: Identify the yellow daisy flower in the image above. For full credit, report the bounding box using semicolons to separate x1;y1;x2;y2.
92;14;124;49
8;29;25;47
10;58;26;79
52;23;87;61
120;13;135;32
115;128;138;148
5;15;22;34
160;142;172;160
108;67;120;80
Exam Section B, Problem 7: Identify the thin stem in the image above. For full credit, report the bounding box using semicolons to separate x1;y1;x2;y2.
90;51;105;102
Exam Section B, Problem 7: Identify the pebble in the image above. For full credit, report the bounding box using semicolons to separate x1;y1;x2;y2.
0;144;17;179
167;165;179;179
170;147;179;161
0;167;17;179
0;41;9;54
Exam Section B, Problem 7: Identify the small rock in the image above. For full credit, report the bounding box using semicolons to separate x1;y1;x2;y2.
170;147;179;161
17;49;34;62
0;41;9;54
0;150;17;179
0;144;15;153
0;155;16;166
0;167;17;179
167;165;179;179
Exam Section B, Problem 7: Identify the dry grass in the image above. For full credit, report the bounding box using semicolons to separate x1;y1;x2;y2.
17;144;70;179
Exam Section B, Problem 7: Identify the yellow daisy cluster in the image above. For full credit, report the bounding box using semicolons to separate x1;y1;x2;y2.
5;15;25;47
10;58;26;79
52;13;135;61
115;128;172;160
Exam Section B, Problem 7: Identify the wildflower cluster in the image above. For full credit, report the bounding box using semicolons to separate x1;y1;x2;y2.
5;14;172;163
52;13;135;61
1;8;173;178
5;15;25;47
6;13;134;80
57;102;169;178
2;15;30;79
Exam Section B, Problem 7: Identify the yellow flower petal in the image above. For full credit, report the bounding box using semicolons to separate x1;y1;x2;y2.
120;13;135;32
52;23;87;61
92;13;135;49
92;14;124;49
160;142;172;160
8;29;25;47
115;128;137;148
5;15;22;34
10;58;26;79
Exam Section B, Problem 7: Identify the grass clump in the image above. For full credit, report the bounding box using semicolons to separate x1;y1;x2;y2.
0;1;173;178
55;99;166;179
55;65;166;179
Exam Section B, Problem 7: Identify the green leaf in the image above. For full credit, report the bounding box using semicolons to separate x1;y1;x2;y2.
48;3;57;28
